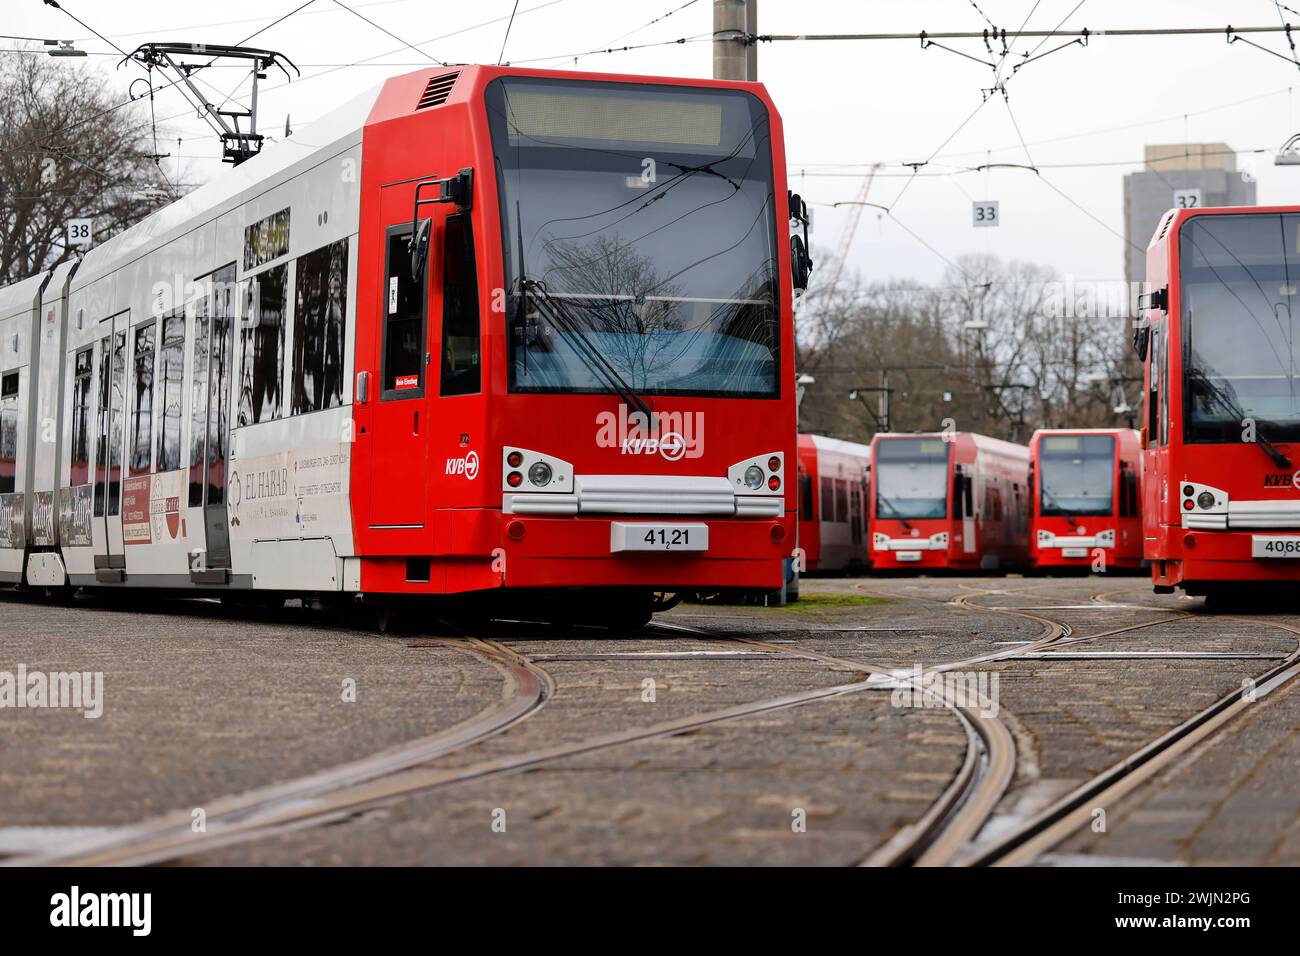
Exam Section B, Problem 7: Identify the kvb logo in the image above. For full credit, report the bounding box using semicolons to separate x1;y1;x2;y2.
595;406;704;461
445;450;479;479
1262;470;1300;489
621;430;688;460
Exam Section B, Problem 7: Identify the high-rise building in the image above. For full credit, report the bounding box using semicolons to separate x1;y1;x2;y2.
1123;143;1256;284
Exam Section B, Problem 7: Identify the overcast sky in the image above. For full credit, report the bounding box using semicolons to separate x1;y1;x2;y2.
11;0;1300;284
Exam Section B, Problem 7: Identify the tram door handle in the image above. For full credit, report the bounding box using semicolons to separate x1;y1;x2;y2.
412;410;420;436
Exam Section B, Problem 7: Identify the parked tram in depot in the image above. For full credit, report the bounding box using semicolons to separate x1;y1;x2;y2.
0;65;809;629
1027;428;1144;572
869;432;1030;572
1136;205;1300;601
795;433;871;573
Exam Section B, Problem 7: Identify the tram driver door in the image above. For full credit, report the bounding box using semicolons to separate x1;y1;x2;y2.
367;183;433;531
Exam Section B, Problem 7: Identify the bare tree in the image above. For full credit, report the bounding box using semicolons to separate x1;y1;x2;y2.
0;52;175;286
798;252;1137;443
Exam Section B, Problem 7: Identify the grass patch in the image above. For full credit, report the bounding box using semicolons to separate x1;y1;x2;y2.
776;593;889;611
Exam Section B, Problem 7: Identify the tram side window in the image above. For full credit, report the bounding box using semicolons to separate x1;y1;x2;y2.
130;321;156;476
382;224;427;397
819;476;834;522
69;348;93;485
799;472;814;521
1147;328;1160;443
441;214;481;396
207;266;236;509
835;479;848;523
189;310;210;507
108;330;126;515
0;372;18;495
156;311;185;472
292;238;348;415
94;337;109;517
1119;465;1138;517
1158;329;1169;447
238;264;288;426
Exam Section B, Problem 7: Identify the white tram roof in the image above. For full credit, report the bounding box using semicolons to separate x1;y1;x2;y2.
70;82;383;293
0;270;49;321
806;434;873;458
875;431;1030;460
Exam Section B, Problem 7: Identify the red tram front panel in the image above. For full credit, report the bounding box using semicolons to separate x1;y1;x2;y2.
1140;205;1300;596
870;432;1029;572
796;434;871;573
352;67;797;599
1028;428;1143;571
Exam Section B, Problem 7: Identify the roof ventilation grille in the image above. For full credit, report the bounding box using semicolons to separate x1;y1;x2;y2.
416;71;460;110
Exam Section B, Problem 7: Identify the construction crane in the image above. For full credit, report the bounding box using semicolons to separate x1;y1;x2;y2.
824;162;881;296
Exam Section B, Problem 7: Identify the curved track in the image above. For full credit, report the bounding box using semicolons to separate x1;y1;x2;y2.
899;582;1300;866
12;637;552;867
12;578;1299;867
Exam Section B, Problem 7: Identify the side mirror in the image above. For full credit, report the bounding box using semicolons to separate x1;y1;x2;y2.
409;219;431;281
791;235;812;294
1132;323;1151;362
407;166;474;280
788;190;813;295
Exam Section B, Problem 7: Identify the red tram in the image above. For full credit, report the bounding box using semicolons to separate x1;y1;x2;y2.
869;432;1029;572
1027;428;1144;572
0;66;806;627
1137;205;1300;600
795;433;871;572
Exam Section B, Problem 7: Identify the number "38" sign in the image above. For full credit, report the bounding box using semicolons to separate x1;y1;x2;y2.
67;218;93;248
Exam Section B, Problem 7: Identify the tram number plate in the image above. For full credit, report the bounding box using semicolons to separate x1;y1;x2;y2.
1252;535;1300;558
1061;547;1089;558
894;551;922;562
611;522;709;553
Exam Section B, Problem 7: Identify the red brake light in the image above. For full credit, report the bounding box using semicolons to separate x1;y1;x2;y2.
507;471;523;487
768;475;781;491
767;456;781;472
506;451;523;468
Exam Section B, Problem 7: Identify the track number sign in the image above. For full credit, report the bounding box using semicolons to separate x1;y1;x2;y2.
1174;188;1202;209
972;201;999;227
67;218;93;248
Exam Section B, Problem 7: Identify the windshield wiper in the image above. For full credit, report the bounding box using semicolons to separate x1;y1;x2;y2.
1039;485;1078;527
1187;366;1293;469
521;278;654;424
875;494;912;531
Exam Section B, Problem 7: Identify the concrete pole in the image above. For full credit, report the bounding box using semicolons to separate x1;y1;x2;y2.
713;0;756;81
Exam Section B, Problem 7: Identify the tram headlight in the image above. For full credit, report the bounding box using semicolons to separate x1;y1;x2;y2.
1196;491;1215;510
744;465;765;490
502;447;573;494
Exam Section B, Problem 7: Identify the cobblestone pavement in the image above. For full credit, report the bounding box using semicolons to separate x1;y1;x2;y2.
1;574;1297;865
